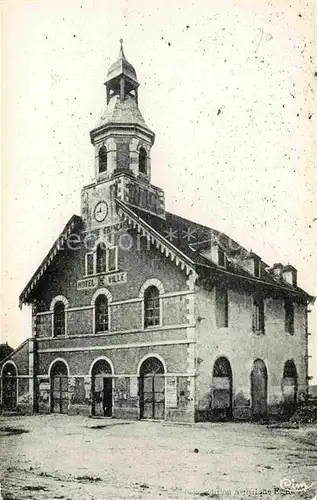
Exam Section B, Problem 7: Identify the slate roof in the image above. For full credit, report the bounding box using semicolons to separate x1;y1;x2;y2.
19;202;314;306
98;95;150;130
106;42;138;85
119;201;314;300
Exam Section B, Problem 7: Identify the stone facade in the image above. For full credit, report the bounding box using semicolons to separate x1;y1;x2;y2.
0;42;313;422
195;284;308;421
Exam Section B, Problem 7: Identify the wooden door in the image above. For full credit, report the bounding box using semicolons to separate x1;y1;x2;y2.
50;361;69;414
3;376;17;411
51;376;68;413
282;360;297;416
140;357;165;420
251;360;268;418
103;377;113;417
92;376;112;417
91;360;113;417
153;374;165;420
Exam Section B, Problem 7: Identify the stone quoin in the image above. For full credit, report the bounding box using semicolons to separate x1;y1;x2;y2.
0;41;314;422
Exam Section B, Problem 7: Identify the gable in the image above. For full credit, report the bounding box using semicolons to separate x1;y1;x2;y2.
19;201;313;309
19;215;83;307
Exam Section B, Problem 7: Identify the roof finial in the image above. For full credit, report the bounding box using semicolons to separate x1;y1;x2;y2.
119;38;125;58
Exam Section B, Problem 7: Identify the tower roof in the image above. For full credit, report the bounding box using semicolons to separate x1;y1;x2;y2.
98;95;148;128
106;39;138;85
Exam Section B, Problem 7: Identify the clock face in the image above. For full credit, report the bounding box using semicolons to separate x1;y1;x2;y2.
94;201;108;222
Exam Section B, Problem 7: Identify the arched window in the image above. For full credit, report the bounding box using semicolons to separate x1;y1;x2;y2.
283;360;297;379
213;357;232;378
96;244;107;274
54;302;65;336
144;286;160;328
99;146;108;174
95;295;109;332
139;147;147;174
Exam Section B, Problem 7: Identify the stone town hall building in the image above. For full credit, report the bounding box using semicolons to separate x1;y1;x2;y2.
0;42;314;422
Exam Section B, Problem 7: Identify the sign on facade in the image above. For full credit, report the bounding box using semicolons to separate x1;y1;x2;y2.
77;277;98;291
130;377;138;398
77;272;127;291
100;272;127;286
165;376;178;408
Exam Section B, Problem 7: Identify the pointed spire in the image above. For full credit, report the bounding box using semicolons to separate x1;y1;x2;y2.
106;40;138;84
105;40;139;104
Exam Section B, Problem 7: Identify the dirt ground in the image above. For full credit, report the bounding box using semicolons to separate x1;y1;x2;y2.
0;415;316;500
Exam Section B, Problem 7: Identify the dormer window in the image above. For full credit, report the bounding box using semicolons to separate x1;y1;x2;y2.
254;258;261;278
218;248;226;267
282;265;297;287
139;147;147;174
99;146;108;174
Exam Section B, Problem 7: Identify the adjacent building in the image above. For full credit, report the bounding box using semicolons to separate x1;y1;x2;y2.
0;42;314;421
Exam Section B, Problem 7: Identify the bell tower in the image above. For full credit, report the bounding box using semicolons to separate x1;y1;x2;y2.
90;39;155;183
82;41;165;230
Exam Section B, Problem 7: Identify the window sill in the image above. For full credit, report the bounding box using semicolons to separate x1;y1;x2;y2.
83;270;119;278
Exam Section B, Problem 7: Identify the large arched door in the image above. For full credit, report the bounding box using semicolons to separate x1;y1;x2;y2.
140;357;165;420
211;357;233;420
91;359;113;417
282;360;297;416
251;359;268;419
2;363;17;411
50;361;69;414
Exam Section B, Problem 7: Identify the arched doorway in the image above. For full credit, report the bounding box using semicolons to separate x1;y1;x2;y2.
91;359;113;417
139;357;165;420
211;357;233;420
251;359;268;419
50;360;69;414
282;360;297;416
2;363;17;411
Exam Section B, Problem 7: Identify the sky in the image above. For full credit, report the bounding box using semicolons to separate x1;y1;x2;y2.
2;0;316;380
